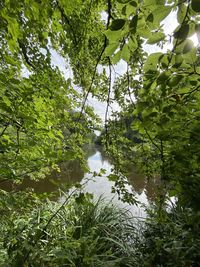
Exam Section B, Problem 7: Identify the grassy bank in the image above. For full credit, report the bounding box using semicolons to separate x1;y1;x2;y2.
1;191;200;267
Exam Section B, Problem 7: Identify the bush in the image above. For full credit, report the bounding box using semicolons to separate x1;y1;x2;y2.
134;204;200;267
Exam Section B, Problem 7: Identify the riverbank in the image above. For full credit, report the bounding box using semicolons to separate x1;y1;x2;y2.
1;190;199;267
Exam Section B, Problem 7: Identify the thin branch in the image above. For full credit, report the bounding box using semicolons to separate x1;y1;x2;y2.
56;1;78;46
0;125;8;138
182;85;200;103
0;178;10;184
0;113;23;128
18;39;36;69
78;38;108;121
22;188;78;265
105;58;112;149
107;0;113;27
126;63;135;106
143;126;162;154
78;0;112;120
15;126;20;158
160;139;166;180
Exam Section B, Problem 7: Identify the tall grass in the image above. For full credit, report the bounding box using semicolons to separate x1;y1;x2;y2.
1;192;136;266
1;191;200;267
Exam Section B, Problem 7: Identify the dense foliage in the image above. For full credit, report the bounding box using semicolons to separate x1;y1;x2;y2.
1;192;200;267
0;0;200;266
0;193;136;266
100;0;200;210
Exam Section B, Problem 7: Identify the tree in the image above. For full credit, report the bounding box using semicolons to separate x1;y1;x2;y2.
1;0;200;207
101;0;200;210
0;0;102;182
1;0;200;266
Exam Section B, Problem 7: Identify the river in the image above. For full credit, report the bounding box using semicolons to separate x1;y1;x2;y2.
0;145;158;217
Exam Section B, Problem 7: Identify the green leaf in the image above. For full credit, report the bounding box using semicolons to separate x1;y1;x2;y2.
121;44;130;62
143;52;163;72
175;39;194;54
151;6;171;25
137;16;146;29
129;1;137;7
144;0;165;7
4;55;18;66
183;39;194;53
105;29;122;42
127;37;138;52
117;0;132;3
137;27;152;38
172;54;183;68
112;50;122;64
168;75;183;87
157;71;170;85
142;108;158;119
147;31;165;44
147;13;154;23
182;47;197;64
123;2;137;16
2;96;11;107
159;54;169;68
177;87;189;94
108;174;119;182
104;43;119;57
129;15;138;34
191;0;200;13
177;4;187;23
110;19;126;31
189;76;198;86
174;24;189;40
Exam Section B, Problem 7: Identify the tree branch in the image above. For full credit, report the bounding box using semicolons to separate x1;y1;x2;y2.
105;58;112;148
0;125;8;138
56;1;78;47
18;39;36;69
78;0;113;120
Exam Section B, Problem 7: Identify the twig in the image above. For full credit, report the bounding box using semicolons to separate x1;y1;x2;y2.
127;63;135;106
18;39;36;69
143;126;162;154
105;58;112;148
56;1;78;46
0;125;8;138
78;0;113;121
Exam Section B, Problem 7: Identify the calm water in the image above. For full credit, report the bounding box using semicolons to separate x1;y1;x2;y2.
0;145;158;217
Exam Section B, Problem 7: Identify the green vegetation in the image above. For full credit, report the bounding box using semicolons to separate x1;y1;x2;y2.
0;193;135;266
0;0;200;266
1;192;200;266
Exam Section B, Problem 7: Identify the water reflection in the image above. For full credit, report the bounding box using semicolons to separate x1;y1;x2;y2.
0;145;158;216
79;146;158;217
81;149;146;217
0;160;84;198
128;170;159;203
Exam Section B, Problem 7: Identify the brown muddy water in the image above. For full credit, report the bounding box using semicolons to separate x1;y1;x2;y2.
0;145;159;217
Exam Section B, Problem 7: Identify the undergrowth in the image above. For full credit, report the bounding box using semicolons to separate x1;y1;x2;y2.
0;190;200;267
